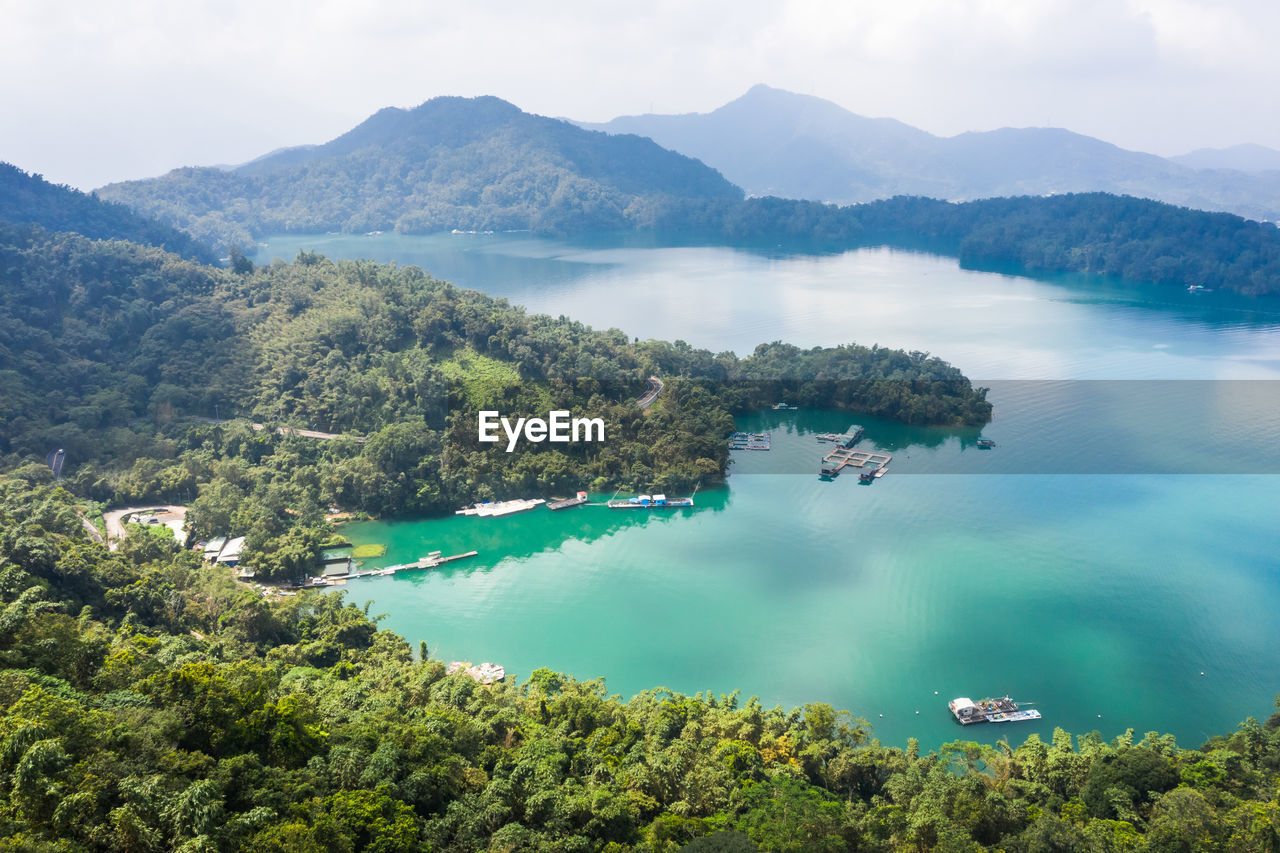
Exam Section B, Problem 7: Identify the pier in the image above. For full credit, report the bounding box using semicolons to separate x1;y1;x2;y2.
313;550;479;585
816;425;864;448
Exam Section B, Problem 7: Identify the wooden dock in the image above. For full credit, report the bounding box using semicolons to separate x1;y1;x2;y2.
816;425;865;448
337;550;479;582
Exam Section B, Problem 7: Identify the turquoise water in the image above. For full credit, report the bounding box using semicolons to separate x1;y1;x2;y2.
257;234;1280;749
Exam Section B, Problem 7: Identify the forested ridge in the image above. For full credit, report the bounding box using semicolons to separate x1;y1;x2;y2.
0;164;215;264
659;193;1280;297
89;93;1280;296
0;476;1278;851
97;95;742;249
0;224;988;579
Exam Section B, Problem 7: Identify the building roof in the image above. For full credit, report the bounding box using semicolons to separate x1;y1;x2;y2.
203;536;228;559
321;560;351;578
215;536;246;562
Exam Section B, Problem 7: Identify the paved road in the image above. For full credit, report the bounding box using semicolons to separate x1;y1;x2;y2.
103;505;187;551
636;375;664;409
76;512;104;545
193;417;366;443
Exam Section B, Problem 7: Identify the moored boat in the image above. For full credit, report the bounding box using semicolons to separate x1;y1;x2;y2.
547;491;589;511
949;696;1040;724
456;498;546;517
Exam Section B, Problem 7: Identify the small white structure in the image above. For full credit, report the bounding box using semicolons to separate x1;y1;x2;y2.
447;661;506;685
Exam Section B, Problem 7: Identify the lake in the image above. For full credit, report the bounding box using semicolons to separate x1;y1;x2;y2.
255;233;1280;748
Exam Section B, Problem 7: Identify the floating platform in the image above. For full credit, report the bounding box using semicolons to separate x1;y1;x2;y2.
607;493;695;509
729;432;771;451
313;550;479;584
817;425;865;448
456;498;546;517
820;446;892;477
949;696;1040;725
547;491;589;511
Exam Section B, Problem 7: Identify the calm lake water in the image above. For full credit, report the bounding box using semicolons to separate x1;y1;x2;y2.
256;233;1280;748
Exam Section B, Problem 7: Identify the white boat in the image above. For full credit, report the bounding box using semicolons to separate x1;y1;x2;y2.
456;498;546;517
949;696;1039;724
988;709;1042;723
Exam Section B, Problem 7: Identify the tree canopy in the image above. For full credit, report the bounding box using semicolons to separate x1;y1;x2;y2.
0;477;1277;851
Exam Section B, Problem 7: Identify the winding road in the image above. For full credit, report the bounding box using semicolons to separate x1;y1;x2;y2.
102;505;187;551
636;376;664;409
192;417;366;443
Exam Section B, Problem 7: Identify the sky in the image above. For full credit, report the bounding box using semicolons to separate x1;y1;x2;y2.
3;0;1279;190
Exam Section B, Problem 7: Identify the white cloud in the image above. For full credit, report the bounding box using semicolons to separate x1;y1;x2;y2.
1;0;1277;188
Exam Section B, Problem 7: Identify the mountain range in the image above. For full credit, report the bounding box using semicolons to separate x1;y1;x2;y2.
96;96;741;248
78;92;1280;297
579;85;1280;222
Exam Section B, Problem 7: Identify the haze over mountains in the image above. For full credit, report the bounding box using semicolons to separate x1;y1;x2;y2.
1169;143;1280;172
97;96;741;248
579;85;1280;222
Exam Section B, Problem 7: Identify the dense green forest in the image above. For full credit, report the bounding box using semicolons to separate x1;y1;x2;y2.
855;194;1280;298
659;193;1280;297
0;164;215;264
0;224;987;577
0;476;1277;851
97;96;742;248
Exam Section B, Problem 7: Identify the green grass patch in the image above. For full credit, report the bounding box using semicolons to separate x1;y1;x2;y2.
352;544;387;558
439;348;530;410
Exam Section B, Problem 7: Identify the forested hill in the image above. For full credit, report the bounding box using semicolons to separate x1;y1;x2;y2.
663;192;1280;296
0;223;988;573
1;476;1279;851
0;163;216;263
96;95;743;248
89;92;1280;295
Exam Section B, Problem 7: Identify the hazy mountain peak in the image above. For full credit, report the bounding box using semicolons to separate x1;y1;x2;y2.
1170;143;1280;172
578;87;1280;219
97;95;742;246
